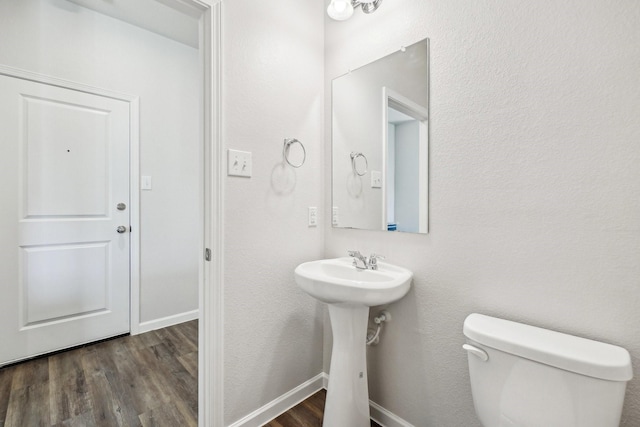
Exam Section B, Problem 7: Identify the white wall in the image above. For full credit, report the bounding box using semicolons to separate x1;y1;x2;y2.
0;0;200;325
325;0;640;425
221;0;326;424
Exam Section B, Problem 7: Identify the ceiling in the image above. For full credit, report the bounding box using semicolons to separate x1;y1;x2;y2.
66;0;199;48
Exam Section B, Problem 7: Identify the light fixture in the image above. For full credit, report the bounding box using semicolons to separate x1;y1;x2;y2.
327;0;383;21
327;0;354;21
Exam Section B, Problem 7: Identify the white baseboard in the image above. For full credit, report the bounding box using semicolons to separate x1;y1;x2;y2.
135;309;199;334
235;372;413;427
370;400;415;427
228;373;325;427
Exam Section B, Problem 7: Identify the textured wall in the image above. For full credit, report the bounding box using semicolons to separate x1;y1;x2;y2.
0;0;200;325
222;0;326;424
325;0;640;425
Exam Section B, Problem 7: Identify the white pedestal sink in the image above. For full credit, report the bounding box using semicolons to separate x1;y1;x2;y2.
294;257;413;427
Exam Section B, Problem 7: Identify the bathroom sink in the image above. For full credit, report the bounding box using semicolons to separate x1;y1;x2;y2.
294;257;412;306
295;256;413;426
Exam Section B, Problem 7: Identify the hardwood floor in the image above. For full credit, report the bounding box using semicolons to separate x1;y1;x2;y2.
0;320;198;427
264;389;382;427
2;322;382;427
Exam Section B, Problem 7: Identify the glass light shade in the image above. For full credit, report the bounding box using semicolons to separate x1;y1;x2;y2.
327;0;354;21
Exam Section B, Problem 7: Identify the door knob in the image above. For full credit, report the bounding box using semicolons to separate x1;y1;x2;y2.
116;226;127;234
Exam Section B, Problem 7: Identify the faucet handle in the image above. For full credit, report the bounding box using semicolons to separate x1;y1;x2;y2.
368;253;385;270
348;250;368;269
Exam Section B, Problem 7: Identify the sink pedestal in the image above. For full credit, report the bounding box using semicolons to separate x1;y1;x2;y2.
324;304;370;427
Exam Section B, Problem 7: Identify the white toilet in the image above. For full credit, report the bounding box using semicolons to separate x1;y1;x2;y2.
463;313;633;427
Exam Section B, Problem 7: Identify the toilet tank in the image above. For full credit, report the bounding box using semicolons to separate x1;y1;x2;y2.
463;313;633;427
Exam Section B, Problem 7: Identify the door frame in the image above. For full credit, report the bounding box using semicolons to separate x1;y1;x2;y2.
187;1;224;427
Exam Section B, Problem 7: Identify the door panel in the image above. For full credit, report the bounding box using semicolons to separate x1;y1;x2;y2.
23;96;110;217
22;242;109;325
0;74;130;365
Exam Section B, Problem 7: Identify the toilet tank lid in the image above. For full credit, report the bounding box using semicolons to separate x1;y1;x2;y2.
463;313;633;382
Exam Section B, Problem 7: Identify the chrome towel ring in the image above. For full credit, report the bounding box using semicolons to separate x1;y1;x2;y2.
350;151;368;176
283;138;306;168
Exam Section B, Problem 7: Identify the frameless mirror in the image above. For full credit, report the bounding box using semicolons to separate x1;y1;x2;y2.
331;38;429;233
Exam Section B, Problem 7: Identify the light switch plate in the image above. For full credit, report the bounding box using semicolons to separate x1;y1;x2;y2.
227;149;252;177
141;175;152;190
371;170;382;188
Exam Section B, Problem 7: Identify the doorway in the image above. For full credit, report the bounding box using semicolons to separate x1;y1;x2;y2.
0;0;223;426
382;87;429;233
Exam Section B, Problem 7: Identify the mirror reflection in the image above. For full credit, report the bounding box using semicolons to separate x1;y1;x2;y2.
331;38;429;233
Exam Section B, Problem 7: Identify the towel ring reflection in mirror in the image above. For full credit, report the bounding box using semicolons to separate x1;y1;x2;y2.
283;138;306;168
350;152;368;176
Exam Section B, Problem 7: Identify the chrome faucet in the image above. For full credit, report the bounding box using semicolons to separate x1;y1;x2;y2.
368;253;385;270
348;250;368;269
348;251;385;270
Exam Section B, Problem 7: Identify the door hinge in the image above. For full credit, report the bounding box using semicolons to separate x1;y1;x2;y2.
204;248;211;262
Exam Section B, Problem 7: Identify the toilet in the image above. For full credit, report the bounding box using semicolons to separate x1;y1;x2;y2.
463;313;633;427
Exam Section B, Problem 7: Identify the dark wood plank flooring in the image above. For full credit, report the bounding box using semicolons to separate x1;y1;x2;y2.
0;320;198;427
2;322;383;427
264;389;382;427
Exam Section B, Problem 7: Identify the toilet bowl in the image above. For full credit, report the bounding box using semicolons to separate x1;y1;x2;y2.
463;313;633;427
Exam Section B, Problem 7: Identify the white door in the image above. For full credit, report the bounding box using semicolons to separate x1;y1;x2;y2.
0;74;130;366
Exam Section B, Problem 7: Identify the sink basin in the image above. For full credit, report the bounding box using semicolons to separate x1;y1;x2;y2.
294;257;412;306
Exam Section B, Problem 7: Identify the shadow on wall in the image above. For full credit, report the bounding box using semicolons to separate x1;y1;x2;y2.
271;162;298;195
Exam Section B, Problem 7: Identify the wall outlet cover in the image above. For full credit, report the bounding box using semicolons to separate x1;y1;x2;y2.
308;207;318;227
371;170;382;188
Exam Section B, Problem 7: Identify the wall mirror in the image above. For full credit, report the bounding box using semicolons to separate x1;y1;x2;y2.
331;38;429;233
